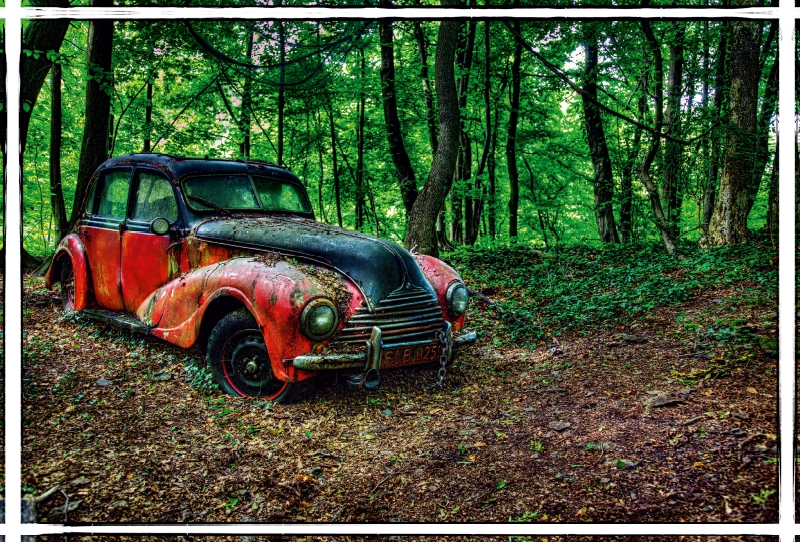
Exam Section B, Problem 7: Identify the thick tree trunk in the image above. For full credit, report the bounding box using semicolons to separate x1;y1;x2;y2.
413;20;438;155
49;61;68;244
704;21;728;234
638;20;676;255
705;16;761;246
0;26;6;174
661;23;685;240
581;25;620;244
380;19;418;214
506;21;522;239
20;7;70;159
70;15;114;230
404;17;462;257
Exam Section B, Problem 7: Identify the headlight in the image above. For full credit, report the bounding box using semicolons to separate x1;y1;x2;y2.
446;282;469;317
300;298;339;340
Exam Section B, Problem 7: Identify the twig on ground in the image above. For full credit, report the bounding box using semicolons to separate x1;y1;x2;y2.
370;470;407;496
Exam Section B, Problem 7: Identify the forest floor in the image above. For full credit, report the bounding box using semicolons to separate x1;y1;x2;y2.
22;244;777;523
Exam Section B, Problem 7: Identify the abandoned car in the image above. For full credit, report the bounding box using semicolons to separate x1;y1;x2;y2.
45;154;476;402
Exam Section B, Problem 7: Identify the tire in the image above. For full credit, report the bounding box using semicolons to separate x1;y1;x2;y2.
207;308;295;402
60;257;76;311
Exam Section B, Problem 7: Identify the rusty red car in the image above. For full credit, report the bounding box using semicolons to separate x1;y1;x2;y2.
45;154;476;402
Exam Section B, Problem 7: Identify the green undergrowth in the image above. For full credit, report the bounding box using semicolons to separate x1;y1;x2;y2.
448;241;777;340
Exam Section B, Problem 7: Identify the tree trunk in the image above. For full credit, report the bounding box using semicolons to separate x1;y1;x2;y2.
70;14;114;230
328;103;343;228
705;15;761;246
506;21;522;239
143;79;153;152
413;20;438;155
355;48;367;231
465;20;491;246
765;137;777;244
459;21;477;245
404;16;462;257
638;20;676;255
278;21;286;164
242;32;254;159
747;37;778;215
20;8;70;158
620;80;645;243
380;19;418;214
661;23;685;240
581;24;620;244
49;61;68;244
704;21;728;234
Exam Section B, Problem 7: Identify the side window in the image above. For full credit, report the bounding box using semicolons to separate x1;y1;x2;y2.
131;171;178;223
94;170;132;219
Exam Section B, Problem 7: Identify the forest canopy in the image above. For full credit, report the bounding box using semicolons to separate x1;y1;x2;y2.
21;17;778;258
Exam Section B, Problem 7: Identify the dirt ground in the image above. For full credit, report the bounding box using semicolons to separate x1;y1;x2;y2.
22;276;777;523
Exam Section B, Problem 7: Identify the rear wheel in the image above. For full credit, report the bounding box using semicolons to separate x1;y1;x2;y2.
207;308;295;402
60;257;76;311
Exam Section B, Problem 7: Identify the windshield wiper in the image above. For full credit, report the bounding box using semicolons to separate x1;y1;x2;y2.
186;194;235;218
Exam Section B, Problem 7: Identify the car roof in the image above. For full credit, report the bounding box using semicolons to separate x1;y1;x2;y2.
101;153;296;183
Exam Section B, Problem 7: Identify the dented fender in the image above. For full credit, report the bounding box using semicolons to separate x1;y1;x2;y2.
137;257;364;383
414;254;467;331
45;234;92;311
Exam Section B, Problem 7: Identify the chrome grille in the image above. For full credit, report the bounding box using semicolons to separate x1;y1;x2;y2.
334;286;443;348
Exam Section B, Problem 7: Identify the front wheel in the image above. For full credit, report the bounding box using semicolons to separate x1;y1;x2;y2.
60;257;76;311
207;308;295;402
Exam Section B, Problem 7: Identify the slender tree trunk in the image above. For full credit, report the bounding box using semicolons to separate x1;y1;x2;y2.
459;21;477;245
355;48;367;231
620;79;645;243
404;16;463;257
144;79;153;152
20;8;70;158
70;14;114;230
316;109;326;222
466;20;492;246
49;61;68;244
638;20;676;255
413;20;438;155
581;24;620;244
661;23;685;240
704;21;728;233
765;137;778;244
747;40;778;214
327;104;343;228
278;22;286;164
705;15;761;245
0;26;6;176
380;19;418;214
506;21;522;239
242;32;254;158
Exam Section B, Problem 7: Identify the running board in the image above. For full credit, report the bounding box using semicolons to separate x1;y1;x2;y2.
83;309;151;335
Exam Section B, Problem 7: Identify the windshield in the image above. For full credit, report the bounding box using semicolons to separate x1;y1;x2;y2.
183;174;312;214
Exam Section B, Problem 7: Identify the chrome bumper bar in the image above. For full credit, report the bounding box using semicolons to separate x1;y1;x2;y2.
292;325;477;372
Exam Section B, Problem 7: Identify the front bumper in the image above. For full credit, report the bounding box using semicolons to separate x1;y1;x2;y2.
292;322;477;372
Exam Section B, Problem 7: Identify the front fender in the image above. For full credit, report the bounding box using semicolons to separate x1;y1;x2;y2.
138;257;363;382
45;234;92;311
414;254;467;331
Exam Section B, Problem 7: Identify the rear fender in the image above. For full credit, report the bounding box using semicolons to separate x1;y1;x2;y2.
138;257;363;382
414;254;467;331
45;234;92;311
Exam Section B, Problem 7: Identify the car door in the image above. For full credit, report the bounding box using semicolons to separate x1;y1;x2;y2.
121;168;181;313
81;168;132;312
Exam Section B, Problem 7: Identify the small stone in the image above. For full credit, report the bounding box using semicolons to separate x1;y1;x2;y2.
96;378;112;387
459;429;477;436
71;477;89;487
109;500;128;509
548;421;571;432
153;371;172;381
379;450;393;456
382;409;393;417
731;411;749;421
600;478;610;483
753;444;769;453
619;334;643;343
524;407;536;412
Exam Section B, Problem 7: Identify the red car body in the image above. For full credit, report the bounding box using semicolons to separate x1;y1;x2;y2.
46;154;475;401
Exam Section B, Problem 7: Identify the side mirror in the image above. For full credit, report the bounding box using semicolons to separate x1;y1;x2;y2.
150;217;171;236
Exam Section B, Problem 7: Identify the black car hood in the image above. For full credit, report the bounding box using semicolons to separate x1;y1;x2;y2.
193;216;434;305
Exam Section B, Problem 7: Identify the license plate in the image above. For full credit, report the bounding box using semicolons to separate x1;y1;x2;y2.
381;344;442;369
